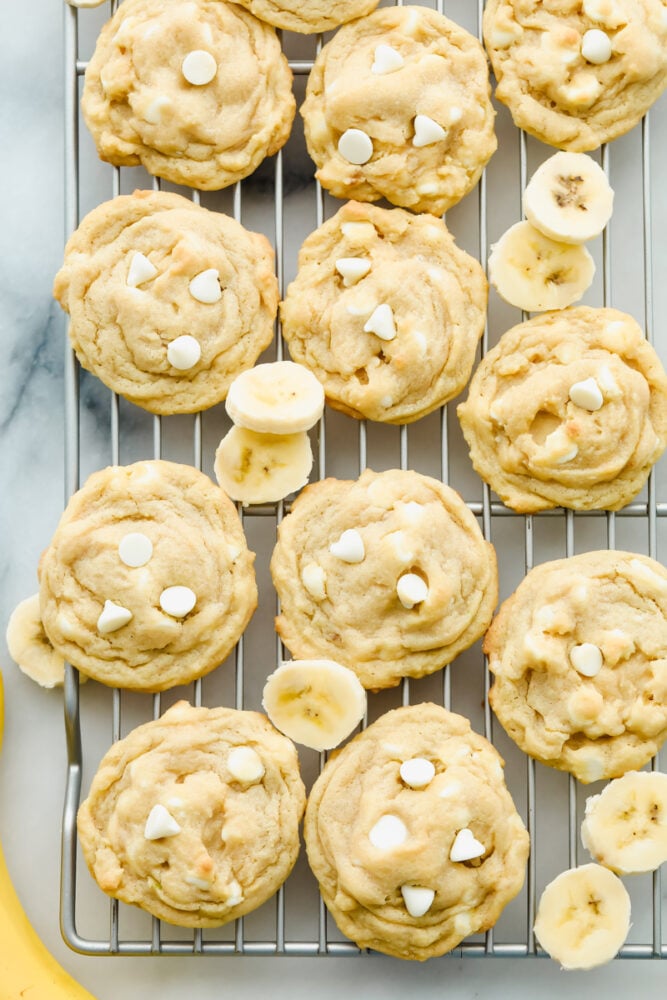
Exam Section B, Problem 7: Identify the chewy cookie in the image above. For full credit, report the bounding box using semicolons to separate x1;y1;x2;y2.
304;703;529;960
486;551;667;783
301;6;497;216
271;469;498;689
53;191;278;415
483;0;667;152
39;461;257;691
280;202;488;424
77;701;305;927
457;307;667;512
231;0;380;33
81;0;295;190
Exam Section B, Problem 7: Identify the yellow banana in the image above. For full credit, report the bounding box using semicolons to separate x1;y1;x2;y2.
0;668;98;1000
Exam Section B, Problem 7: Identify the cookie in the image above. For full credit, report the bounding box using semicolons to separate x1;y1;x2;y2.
81;0;295;190
301;6;497;216
280;201;488;424
77;701;306;927
53;191;278;415
231;0;380;34
270;469;498;690
485;551;667;783
483;0;667;152
304;703;529;961
457;307;667;512
38;461;257;691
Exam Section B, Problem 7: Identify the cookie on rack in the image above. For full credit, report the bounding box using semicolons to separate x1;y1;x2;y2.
77;701;306;927
53;191;278;415
300;5;497;216
304;703;529;961
270;468;498;690
457;307;667;512
38;460;257;692
81;0;295;190
280;201;488;424
483;0;667;152
486;550;667;783
231;0;380;33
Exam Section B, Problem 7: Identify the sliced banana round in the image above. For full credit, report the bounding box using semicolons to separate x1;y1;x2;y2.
225;361;325;435
488;220;595;313
6;594;65;688
262;659;367;752
534;863;631;970
581;770;667;875
214;425;312;505
523;152;614;245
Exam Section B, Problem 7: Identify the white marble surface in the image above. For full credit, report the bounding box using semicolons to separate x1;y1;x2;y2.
1;1;667;998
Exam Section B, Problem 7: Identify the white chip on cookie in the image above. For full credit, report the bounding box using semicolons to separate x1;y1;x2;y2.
335;257;371;286
181;50;218;86
570;642;603;677
581;28;613;64
399;757;435;789
338;128;374;165
397;573;428;609
401;885;435;917
159;586;197;618
363;303;396;341
127;251;157;288
329;529;365;563
369;814;408;849
412;114;447;148
118;532;153;568
301;563;327;601
97;600;133;634
227;746;265;784
569;377;604;411
371;44;404;75
188;268;222;304
144;804;181;840
450;828;485;863
167;335;202;371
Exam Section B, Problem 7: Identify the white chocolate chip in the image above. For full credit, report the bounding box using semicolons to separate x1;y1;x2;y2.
167;796;185;810
338;128;373;165
127;251;157;288
560;72;603;107
227;746;265;784
581;28;613;64
396;573;428;609
570;642;603;677
144;804;181;840
97;600;133;635
227;543;242;562
534;605;557;630
454;913;474;936
628;559;667;593
144;95;173;124
438;779;463;799
400;501;426;525
346;300;375;317
569;377;604;411
363;303;396;341
371;44;404;75
417;182;439;195
380;394;393;409
185;875;213;890
335;257;371;286
369;815;407;849
556;445;579;464
413;114;447;148
597;364;622;399
412;330;427;356
301;562;327;600
159;586;197;618
189;268;222;304
401;885;435;918
329;528;365;563
450;828;485;863
386;530;415;565
118;532;153;568
225;880;243;907
341;221;376;242
56;613;77;639
167;335;202;371
181;50;217;86
399;758;435;789
582;0;622;25
449;107;463;124
543;426;578;465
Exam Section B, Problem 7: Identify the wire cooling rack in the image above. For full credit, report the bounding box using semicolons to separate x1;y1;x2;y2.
60;0;667;959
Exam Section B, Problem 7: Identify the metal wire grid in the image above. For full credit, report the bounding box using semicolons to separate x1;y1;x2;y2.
60;0;666;959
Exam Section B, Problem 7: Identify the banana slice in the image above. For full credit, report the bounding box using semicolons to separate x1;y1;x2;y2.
6;594;65;688
225;361;325;434
488;220;595;313
262;659;367;752
534;863;631;970
523;152;614;245
581;770;667;875
214;425;313;505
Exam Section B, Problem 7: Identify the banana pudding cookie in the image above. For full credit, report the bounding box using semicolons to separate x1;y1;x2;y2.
231;0;380;33
486;551;667;783
483;0;667;152
270;469;498;690
78;701;305;926
54;191;278;415
301;6;496;216
280;202;488;424
304;703;529;960
81;0;295;190
457;307;667;512
39;461;257;691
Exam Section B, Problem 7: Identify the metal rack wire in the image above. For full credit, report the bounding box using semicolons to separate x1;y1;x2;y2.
60;0;666;959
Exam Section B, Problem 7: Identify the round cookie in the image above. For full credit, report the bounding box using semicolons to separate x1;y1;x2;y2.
301;6;497;216
483;0;667;152
280;201;488;424
457;307;667;512
53;191;278;415
270;469;498;690
485;551;667;784
77;701;306;927
304;703;529;961
38;460;257;691
81;0;295;190
231;0;380;34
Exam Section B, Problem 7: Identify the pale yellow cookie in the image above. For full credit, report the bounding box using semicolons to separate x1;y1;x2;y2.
301;6;497;216
231;0;380;33
486;551;667;783
280;201;488;424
